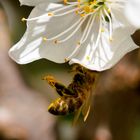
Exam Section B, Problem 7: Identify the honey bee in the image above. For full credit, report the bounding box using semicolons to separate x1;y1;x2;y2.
43;64;99;123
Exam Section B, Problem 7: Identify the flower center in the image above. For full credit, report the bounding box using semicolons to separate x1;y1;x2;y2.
62;0;106;17
21;0;114;61
77;0;105;15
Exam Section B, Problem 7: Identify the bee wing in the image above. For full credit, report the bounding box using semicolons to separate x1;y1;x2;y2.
82;90;93;122
72;105;83;126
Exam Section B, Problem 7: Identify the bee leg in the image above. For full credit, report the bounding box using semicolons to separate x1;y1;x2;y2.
55;82;75;96
43;75;75;96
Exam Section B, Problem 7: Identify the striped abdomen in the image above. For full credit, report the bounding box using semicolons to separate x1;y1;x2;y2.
48;96;83;115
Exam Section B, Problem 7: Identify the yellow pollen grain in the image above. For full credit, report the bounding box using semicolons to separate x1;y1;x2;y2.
86;56;90;60
80;14;85;17
77;0;81;3
77;41;81;45
101;28;105;32
84;6;91;13
63;0;67;4
21;17;26;22
75;10;79;14
90;9;95;13
109;37;113;42
48;12;54;16
107;9;111;13
43;37;47;41
77;4;81;8
64;58;69;62
84;2;89;5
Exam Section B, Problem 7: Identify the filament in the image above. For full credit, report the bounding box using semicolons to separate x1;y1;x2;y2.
45;17;83;41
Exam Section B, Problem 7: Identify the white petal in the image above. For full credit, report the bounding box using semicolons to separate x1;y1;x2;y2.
9;2;82;64
69;6;139;71
125;0;140;28
19;0;62;6
70;26;139;71
111;4;136;33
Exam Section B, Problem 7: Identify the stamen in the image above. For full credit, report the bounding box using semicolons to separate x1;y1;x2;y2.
64;58;69;62
22;4;79;22
48;12;54;16
81;14;96;44
57;16;87;43
54;6;84;17
54;40;59;44
21;13;50;21
46;17;83;41
77;41;81;45
103;8;113;41
80;14;86;17
43;37;47;41
64;0;82;5
63;0;67;4
21;17;26;22
92;13;102;51
66;13;97;60
86;56;90;60
101;11;106;25
53;2;80;13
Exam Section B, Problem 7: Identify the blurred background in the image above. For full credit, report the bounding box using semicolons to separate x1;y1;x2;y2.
0;0;140;140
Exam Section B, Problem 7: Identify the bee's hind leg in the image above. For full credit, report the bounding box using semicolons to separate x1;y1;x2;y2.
43;75;75;96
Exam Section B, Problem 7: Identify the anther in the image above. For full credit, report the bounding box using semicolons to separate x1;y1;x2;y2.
77;4;81;8
80;14;85;17
75;10;79;14
54;40;59;44
109;37;113;42
64;58;69;62
21;17;26;22
86;56;90;60
63;0;67;4
84;6;91;13
77;0;81;3
107;8;111;13
48;13;54;16
77;41;81;45
43;37;47;41
101;28;105;32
